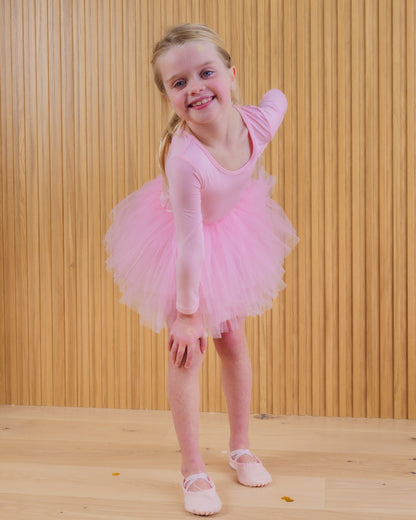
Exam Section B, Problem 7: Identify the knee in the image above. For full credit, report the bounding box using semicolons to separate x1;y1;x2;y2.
214;328;248;361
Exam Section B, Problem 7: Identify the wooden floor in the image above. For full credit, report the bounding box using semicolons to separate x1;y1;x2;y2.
0;406;415;519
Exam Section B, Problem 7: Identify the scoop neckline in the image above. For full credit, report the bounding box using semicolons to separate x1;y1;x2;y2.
183;105;256;176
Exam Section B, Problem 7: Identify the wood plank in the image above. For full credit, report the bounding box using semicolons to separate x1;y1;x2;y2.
407;0;416;420
338;0;353;417
23;2;42;404
326;477;416;515
365;0;380;418
275;0;287;416
11;0;28;406
310;0;326;416
1;438;414;482
351;0;367;417
324;0;339;417
85;0;103;408
0;0;7;404
257;0;270;414
284;0;299;417
1;493;414;520
296;0;312;417
392;0;408;420
98;0;115;409
61;0;78;408
1;408;415;456
137;0;151;411
49;0;65;406
109;0;127;409
123;0;138;410
73;0;91;407
36;0;54;406
378;0;394;418
23;0;42;406
11;0;29;406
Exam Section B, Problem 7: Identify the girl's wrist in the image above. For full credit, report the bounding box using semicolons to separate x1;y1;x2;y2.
177;309;200;320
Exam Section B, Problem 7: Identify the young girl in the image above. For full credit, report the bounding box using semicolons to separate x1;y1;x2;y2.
105;23;298;516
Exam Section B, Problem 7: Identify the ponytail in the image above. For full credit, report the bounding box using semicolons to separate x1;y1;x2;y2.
158;112;185;185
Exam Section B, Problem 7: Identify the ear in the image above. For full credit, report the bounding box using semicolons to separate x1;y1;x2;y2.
230;66;237;87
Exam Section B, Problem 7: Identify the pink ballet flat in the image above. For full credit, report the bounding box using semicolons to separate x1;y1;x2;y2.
182;472;222;516
229;449;272;487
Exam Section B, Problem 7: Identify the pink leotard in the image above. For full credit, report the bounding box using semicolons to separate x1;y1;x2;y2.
164;89;288;315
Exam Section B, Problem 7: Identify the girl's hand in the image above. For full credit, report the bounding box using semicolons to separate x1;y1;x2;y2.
168;312;207;369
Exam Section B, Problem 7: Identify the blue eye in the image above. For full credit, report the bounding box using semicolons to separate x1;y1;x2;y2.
173;79;185;89
202;70;214;78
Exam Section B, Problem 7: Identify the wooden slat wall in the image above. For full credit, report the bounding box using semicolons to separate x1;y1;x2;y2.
0;0;415;418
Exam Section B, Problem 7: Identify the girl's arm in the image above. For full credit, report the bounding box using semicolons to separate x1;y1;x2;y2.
166;155;207;368
167;155;205;314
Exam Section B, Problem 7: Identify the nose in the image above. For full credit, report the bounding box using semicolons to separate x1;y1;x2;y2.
188;77;205;95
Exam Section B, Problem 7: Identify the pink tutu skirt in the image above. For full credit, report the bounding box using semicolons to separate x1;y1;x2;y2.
104;175;298;338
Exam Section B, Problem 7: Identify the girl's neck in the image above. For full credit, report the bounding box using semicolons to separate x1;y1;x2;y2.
186;104;241;149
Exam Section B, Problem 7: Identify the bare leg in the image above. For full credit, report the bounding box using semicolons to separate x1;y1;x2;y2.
213;318;256;463
167;343;212;490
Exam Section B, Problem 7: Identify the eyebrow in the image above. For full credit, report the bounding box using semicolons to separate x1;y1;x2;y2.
165;61;216;84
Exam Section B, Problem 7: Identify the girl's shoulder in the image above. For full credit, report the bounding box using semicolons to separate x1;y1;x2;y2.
168;130;203;165
236;89;288;146
165;131;208;180
258;89;288;113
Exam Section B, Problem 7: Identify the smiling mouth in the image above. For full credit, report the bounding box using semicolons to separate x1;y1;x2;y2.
189;96;214;108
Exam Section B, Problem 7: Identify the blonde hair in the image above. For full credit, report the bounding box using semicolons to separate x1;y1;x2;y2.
151;24;239;182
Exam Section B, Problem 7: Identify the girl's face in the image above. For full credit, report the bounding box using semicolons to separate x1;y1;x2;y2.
157;41;236;129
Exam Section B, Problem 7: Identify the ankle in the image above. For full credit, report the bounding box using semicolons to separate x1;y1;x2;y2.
229;440;250;453
181;459;206;479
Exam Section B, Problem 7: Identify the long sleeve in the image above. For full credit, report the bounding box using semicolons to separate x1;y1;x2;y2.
258;89;288;138
237;89;288;152
166;155;205;314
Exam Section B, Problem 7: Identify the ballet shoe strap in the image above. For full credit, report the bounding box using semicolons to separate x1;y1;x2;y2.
230;448;258;462
183;472;213;492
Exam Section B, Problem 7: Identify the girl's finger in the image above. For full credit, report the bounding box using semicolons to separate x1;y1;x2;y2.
184;343;194;369
170;341;179;364
176;344;186;367
199;334;208;354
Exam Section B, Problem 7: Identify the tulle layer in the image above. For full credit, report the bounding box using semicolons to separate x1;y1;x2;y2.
104;175;298;338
